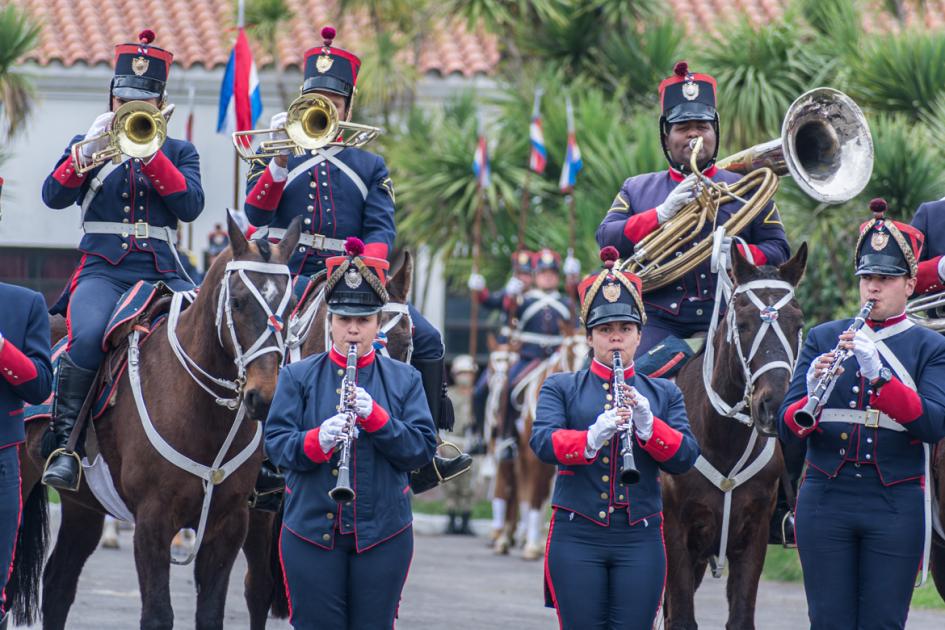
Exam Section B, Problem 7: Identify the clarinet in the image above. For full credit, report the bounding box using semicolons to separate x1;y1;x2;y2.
613;351;641;485
793;299;876;430
328;343;360;503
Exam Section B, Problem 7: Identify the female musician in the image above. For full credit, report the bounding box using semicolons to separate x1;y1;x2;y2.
264;238;437;629
779;199;945;629
530;247;700;630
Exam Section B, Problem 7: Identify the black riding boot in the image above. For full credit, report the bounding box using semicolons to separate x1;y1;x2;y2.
445;511;458;535
409;356;472;494
457;511;474;536
250;459;285;512
42;353;96;492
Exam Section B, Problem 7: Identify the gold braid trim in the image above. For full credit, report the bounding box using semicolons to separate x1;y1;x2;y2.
854;219;918;277
580;262;647;326
353;257;390;303
325;259;351;293
580;269;610;324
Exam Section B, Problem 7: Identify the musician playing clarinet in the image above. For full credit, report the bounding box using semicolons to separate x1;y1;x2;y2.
779;199;945;630
529;246;699;630
264;237;436;629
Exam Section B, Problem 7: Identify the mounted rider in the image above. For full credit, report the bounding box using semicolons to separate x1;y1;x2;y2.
41;30;204;491
242;25;467;493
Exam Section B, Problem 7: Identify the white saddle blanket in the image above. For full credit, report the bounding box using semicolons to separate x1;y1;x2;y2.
82;454;135;524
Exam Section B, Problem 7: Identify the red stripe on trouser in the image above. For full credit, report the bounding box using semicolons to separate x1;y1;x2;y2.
277;526;294;624
64;255;89;353
0;447;22;614
544;508;563;630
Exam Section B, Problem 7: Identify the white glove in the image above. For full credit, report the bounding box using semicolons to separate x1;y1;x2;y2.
268;111;291;157
656;175;698;224
628;387;654;441
852;328;883;382
563;255;581;276
318;413;349;452
79;112;115;159
468;272;486;292
354;387;374;418
937;256;945;283
585;409;621;455
805;360;821;398
504;276;525;296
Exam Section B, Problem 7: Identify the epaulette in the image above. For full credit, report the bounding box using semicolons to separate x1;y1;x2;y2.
246;158;268;184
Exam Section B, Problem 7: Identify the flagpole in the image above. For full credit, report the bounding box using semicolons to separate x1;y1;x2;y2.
517;171;531;247
232;0;246;213
469;189;484;361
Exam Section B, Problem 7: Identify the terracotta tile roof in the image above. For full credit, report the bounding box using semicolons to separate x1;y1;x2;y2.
12;0;500;76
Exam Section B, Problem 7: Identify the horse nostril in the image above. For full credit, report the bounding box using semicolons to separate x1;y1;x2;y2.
244;389;270;417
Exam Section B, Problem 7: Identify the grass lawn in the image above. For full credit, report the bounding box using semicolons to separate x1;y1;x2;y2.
764;546;945;610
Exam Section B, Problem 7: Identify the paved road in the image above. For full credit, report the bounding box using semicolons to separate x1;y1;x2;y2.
11;512;945;628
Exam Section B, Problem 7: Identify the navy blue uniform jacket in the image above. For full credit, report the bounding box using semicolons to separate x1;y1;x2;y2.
911;199;945;295
264;348;437;551
530;360;700;525
0;283;53;447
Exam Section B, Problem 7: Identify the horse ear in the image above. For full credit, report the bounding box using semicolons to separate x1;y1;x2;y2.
387;249;413;302
389;248;406;279
730;243;758;285
278;217;303;262
227;213;248;258
779;241;808;287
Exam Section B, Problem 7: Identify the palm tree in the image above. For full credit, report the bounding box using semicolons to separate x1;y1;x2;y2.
244;0;294;110
0;4;41;140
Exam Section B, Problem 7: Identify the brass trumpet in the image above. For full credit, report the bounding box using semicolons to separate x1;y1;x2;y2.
232;93;381;161
906;291;945;332
71;101;174;175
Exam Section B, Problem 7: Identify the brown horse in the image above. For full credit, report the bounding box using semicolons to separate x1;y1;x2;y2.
9;216;301;630
515;328;588;560
238;249;416;629
663;244;807;630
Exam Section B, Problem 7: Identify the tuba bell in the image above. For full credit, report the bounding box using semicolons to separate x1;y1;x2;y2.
71;101;174;175
622;88;873;292
233;93;382;161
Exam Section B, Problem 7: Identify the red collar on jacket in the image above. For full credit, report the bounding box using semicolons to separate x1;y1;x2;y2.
669;165;717;182
590;358;635;381
329;346;376;368
866;310;907;330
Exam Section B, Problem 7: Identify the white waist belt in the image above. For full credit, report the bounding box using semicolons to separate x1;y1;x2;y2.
819;409;906;433
84;221;176;243
266;228;346;252
515;332;564;346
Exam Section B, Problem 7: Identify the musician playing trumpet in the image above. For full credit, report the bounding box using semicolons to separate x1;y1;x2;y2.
779;199;945;630
41;30;204;491
530;247;699;630
264;238;436;629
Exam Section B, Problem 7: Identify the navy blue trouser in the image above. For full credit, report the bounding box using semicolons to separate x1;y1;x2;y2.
64;253;193;370
0;445;21;615
637;300;713;357
545;509;666;630
280;526;413;629
796;464;924;630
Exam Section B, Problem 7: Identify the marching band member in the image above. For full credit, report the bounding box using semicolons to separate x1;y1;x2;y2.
41;30;203;491
595;61;790;365
0;180;54;627
243;26;464;490
779;199;945;630
264;238;436;629
911;197;945;296
530;247;699;630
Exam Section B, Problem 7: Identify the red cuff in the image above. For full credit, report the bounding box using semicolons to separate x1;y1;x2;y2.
246;167;287;211
623;209;660;244
783;396;816;437
360;401;390;432
302;428;332;463
363;243;389;259
870;377;923;424
52;157;87;188
551;429;594;465
738;244;768;266
637;417;682;462
141;150;187;195
915;256;944;295
0;340;39;385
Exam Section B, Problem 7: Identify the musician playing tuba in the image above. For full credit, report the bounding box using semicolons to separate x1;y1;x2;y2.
41;30;204;492
529;247;699;630
264;238;436;629
779;199;945;630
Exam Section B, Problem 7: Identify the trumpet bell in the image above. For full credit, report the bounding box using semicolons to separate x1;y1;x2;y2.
782;88;873;204
286;93;339;151
114;102;167;159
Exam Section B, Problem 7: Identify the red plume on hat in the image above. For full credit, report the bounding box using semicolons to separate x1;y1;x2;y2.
138;29;155;45
344;236;365;256
599;246;620;269
869;198;888;219
674;61;689;78
321;26;336;47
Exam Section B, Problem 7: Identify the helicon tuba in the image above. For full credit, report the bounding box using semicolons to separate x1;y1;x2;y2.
71;101;174;175
232;92;381;161
622;88;874;292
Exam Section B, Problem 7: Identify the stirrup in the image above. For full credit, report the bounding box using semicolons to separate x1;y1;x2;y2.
42;448;83;492
435;441;473;483
249;487;284;512
781;510;797;549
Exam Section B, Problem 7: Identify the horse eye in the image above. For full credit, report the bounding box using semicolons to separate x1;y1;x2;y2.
231;297;243;310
